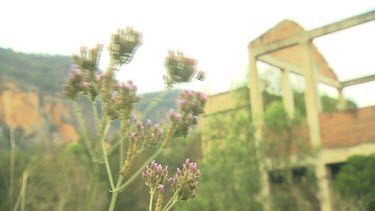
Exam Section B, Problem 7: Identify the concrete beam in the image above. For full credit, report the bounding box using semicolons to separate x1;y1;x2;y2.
322;143;375;164
342;74;375;87
259;55;341;88
265;155;315;171
265;142;375;169
254;10;375;56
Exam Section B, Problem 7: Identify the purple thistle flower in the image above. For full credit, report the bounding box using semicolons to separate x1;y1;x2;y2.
142;161;169;190
130;132;136;140
95;73;103;81
70;68;82;76
80;82;90;88
169;159;200;200
157;128;164;137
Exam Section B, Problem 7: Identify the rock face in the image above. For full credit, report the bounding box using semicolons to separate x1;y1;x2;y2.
0;82;79;143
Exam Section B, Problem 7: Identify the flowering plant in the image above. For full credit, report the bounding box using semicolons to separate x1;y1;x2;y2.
64;27;205;211
142;159;200;211
164;50;205;88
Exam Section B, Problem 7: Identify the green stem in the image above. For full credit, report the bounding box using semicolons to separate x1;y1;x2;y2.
100;121;115;190
20;170;28;211
119;119;128;172
86;94;110;210
73;101;94;158
117;141;166;192
84;162;100;211
119;141;124;172
108;176;124;211
108;191;119;211
107;103;174;211
149;189;156;211
107;140;168;211
163;200;178;211
108;135;126;156
162;196;174;211
9;127;15;210
162;195;180;211
91;100;100;132
107;143;164;211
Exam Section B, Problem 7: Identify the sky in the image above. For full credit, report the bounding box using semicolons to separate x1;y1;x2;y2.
0;0;374;106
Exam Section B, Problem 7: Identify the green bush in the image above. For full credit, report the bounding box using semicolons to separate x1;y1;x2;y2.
334;154;375;210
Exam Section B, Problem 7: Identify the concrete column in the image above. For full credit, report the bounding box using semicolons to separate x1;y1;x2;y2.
337;88;347;110
248;47;270;210
301;40;332;211
316;163;333;211
249;49;264;127
313;66;323;113
302;40;321;148
281;69;295;118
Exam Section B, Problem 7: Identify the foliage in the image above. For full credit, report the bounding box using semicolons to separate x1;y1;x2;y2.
334;154;375;210
264;101;319;211
178;93;263;211
178;86;324;211
320;94;357;113
0;136;107;211
0;47;71;93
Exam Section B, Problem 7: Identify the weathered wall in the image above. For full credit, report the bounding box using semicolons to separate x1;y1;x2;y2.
320;106;375;148
250;20;338;81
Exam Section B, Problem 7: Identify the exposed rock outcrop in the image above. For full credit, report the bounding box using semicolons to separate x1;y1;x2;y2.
0;82;79;143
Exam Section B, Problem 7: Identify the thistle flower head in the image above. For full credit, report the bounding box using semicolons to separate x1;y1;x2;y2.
168;90;206;138
163;50;205;88
169;159;200;201
142;161;169;190
64;66;84;100
159;184;165;192
72;44;103;71
108;81;140;119
168;109;181;122
125;118;164;147
109;26;142;65
65;44;103;101
177;90;207;116
64;65;100;100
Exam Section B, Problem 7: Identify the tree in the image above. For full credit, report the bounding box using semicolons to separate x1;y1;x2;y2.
334;154;375;210
178;89;263;211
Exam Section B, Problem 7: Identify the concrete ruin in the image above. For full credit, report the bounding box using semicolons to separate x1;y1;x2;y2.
202;10;375;211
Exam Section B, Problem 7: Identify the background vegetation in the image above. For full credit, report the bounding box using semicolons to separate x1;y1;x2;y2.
0;49;368;210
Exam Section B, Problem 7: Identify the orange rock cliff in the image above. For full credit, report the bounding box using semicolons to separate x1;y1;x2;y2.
0;82;79;143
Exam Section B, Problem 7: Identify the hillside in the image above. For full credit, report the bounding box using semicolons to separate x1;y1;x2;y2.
0;48;179;143
0;48;71;93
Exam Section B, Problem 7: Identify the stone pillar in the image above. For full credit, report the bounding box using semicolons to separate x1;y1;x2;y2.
248;47;270;210
313;67;323;113
337;88;347;110
249;49;264;125
302;40;321;147
315;162;333;211
301;39;332;211
281;69;295;118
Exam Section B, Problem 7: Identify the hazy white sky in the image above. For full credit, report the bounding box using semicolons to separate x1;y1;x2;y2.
0;0;374;106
